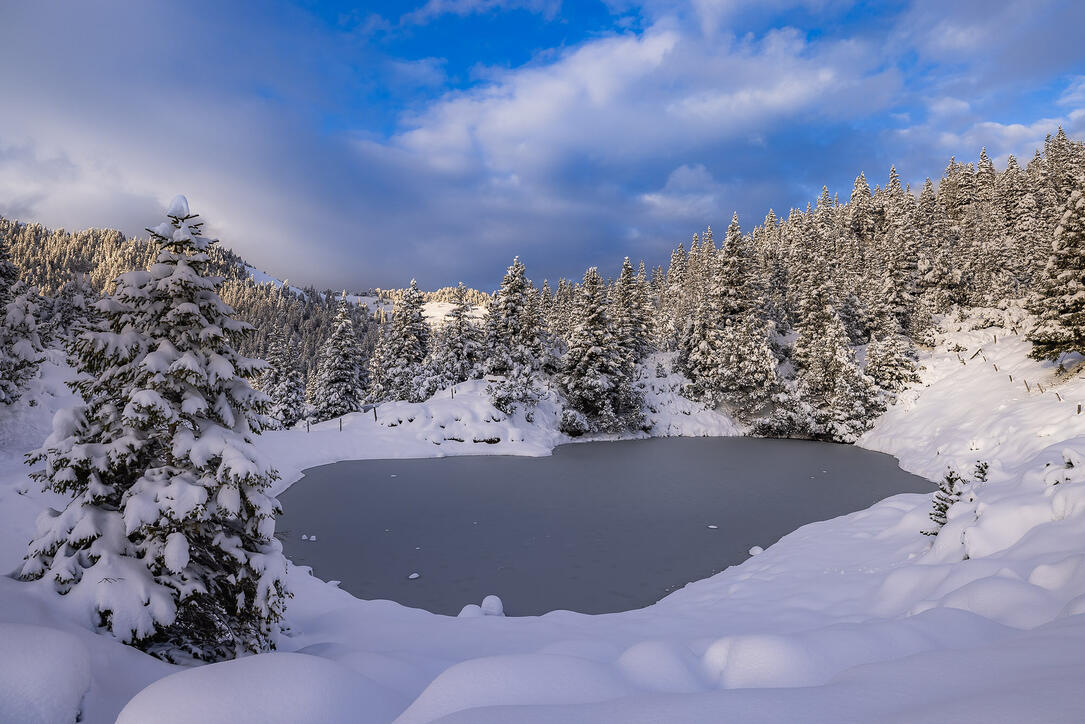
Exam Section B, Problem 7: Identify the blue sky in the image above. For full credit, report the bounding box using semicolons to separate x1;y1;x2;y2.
2;0;1084;290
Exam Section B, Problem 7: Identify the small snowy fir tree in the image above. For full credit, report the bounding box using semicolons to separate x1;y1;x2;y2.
261;335;307;428
21;197;287;661
924;462;988;536
313;296;364;420
0;235;44;405
483;258;543;414
1028;189;1085;361
864;289;920;396
558;267;642;435
368;279;429;403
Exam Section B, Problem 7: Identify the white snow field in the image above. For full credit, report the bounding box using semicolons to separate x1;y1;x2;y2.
4;309;1085;722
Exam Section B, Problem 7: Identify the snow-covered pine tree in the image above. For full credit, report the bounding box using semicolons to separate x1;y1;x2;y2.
21;196;287;661
47;274;98;347
864;276;920;396
1028;188;1085;362
559;267;641;435
657;243;688;351
923;462;987;536
367;279;429;403
313;295;364;419
612;257;649;373
483;257;541;376
483;258;543;414
0;234;44;405
714;317;779;419
261;334;307;428
791;275;883;442
634;260;655;358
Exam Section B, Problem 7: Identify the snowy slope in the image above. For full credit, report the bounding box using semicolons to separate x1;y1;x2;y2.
244;265;483;326
5;310;1085;722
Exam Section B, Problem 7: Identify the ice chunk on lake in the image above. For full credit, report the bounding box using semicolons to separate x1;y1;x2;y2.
408;572;420;580
481;595;504;616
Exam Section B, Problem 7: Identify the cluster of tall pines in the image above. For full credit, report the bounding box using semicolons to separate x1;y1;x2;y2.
1;131;1084;659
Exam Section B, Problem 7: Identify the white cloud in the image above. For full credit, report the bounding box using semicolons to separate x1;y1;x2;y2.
400;0;562;26
927;97;970;117
1058;76;1085;107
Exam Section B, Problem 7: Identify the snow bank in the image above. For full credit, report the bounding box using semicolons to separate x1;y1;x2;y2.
116;652;404;724
0;623;90;724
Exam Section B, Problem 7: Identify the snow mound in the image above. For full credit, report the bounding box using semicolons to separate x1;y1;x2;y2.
116;652;403;724
395;653;635;724
0;623;91;724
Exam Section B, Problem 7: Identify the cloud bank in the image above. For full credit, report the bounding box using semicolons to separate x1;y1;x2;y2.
1;0;1084;289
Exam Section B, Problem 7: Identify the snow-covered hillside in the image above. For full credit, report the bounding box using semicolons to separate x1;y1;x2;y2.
244;265;485;327
4;311;1085;722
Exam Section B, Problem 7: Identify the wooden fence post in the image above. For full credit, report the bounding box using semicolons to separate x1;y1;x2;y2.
373;406;378;422
1024;380;1031;392
339;416;343;432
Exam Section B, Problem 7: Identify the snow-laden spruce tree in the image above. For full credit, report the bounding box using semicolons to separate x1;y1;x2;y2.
426;282;483;391
714;317;779;418
1029;188;1085;362
865;282;920;397
558;267;642;435
261;334;307;428
483;257;543;414
47;274;98;347
21;197;287;661
792;276;883;442
313;296;364;419
611;257;650;371
0;234;44;405
368;279;429;403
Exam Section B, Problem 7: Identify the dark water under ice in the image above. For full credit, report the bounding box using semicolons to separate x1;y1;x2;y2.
278;437;931;616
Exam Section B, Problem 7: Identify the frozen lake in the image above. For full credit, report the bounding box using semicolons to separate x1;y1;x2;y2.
278;437;932;616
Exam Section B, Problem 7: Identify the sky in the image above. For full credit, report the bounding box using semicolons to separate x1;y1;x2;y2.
2;0;1084;291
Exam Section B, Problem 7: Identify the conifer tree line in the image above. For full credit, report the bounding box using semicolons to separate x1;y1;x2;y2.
2;129;1084;440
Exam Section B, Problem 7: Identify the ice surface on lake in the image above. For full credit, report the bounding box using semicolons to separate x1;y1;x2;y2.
279;437;930;615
